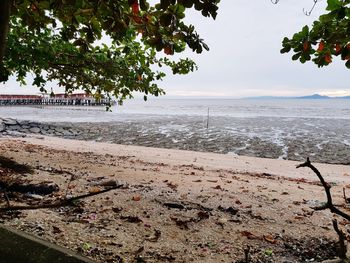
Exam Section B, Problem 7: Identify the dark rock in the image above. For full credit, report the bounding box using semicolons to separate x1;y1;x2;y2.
2;118;17;125
0;122;5;132
8;125;21;130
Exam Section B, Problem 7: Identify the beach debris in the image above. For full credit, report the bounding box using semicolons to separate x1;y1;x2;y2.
170;217;191;230
5;182;59;195
262;172;273;177
247;211;266;221
145;229;161;242
96;179;119;188
165;181;178;190
197;211;210;221
235;199;242;205
0;184;123;211
52;225;63;234
164;202;185;210
218;205;239;215
89;187;102;193
134;246;145;256
24;193;44;200
343;188;350;204
240;230;260;240
263;234;278;244
216;217;228;228
132;195;142;201
121;215;143;223
212;185;223;190
207;180;218;183
243;246;251;263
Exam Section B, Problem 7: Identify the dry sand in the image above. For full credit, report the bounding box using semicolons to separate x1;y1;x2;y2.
1;136;350;262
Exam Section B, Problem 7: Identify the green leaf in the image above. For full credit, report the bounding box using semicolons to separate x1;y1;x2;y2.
82;243;92;251
160;0;171;9
280;46;291;54
301;25;309;37
265;249;273;257
346;60;350;69
326;0;342;11
182;0;194;8
2;0;218;106
159;13;173;26
292;52;301;61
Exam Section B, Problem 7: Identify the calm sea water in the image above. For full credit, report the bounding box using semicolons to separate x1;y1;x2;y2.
0;98;349;163
0;98;349;121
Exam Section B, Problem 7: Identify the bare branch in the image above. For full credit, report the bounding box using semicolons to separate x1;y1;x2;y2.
4;191;10;207
0;184;123;211
333;219;347;260
343;188;350;204
303;0;319;16
296;157;350;221
271;0;319;16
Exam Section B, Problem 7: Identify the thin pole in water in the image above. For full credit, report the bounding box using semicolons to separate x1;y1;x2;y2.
206;107;209;129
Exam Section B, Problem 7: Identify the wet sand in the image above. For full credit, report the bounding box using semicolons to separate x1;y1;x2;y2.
1;116;350;165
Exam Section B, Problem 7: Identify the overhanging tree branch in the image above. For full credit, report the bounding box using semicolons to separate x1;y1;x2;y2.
0;0;12;81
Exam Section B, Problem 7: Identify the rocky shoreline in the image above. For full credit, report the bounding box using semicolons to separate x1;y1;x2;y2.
0;118;82;138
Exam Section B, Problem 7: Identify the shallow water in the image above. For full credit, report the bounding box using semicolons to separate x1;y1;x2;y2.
0;98;349;164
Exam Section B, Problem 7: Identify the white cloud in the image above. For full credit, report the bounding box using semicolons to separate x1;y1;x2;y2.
319;90;350;97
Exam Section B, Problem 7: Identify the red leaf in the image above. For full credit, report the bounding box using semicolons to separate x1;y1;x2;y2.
132;1;139;14
317;41;325;52
303;41;309;52
133;15;142;24
325;53;332;63
164;46;173;55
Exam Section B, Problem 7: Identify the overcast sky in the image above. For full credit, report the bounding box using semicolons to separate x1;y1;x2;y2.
1;0;349;98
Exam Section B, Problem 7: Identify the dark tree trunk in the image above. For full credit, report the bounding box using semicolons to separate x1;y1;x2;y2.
0;0;12;81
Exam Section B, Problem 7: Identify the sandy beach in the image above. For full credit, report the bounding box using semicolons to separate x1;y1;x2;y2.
1;135;350;262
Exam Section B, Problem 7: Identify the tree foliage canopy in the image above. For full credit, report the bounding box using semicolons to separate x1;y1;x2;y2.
0;0;219;102
281;0;350;69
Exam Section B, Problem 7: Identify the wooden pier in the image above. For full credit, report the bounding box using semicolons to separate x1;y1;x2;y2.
0;93;111;106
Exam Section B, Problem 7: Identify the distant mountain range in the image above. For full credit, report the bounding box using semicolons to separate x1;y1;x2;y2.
243;94;350;99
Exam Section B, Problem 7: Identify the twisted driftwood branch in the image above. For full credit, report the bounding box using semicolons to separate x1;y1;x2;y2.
333;219;347;260
0;184;123;211
297;158;350;261
296;157;350;221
